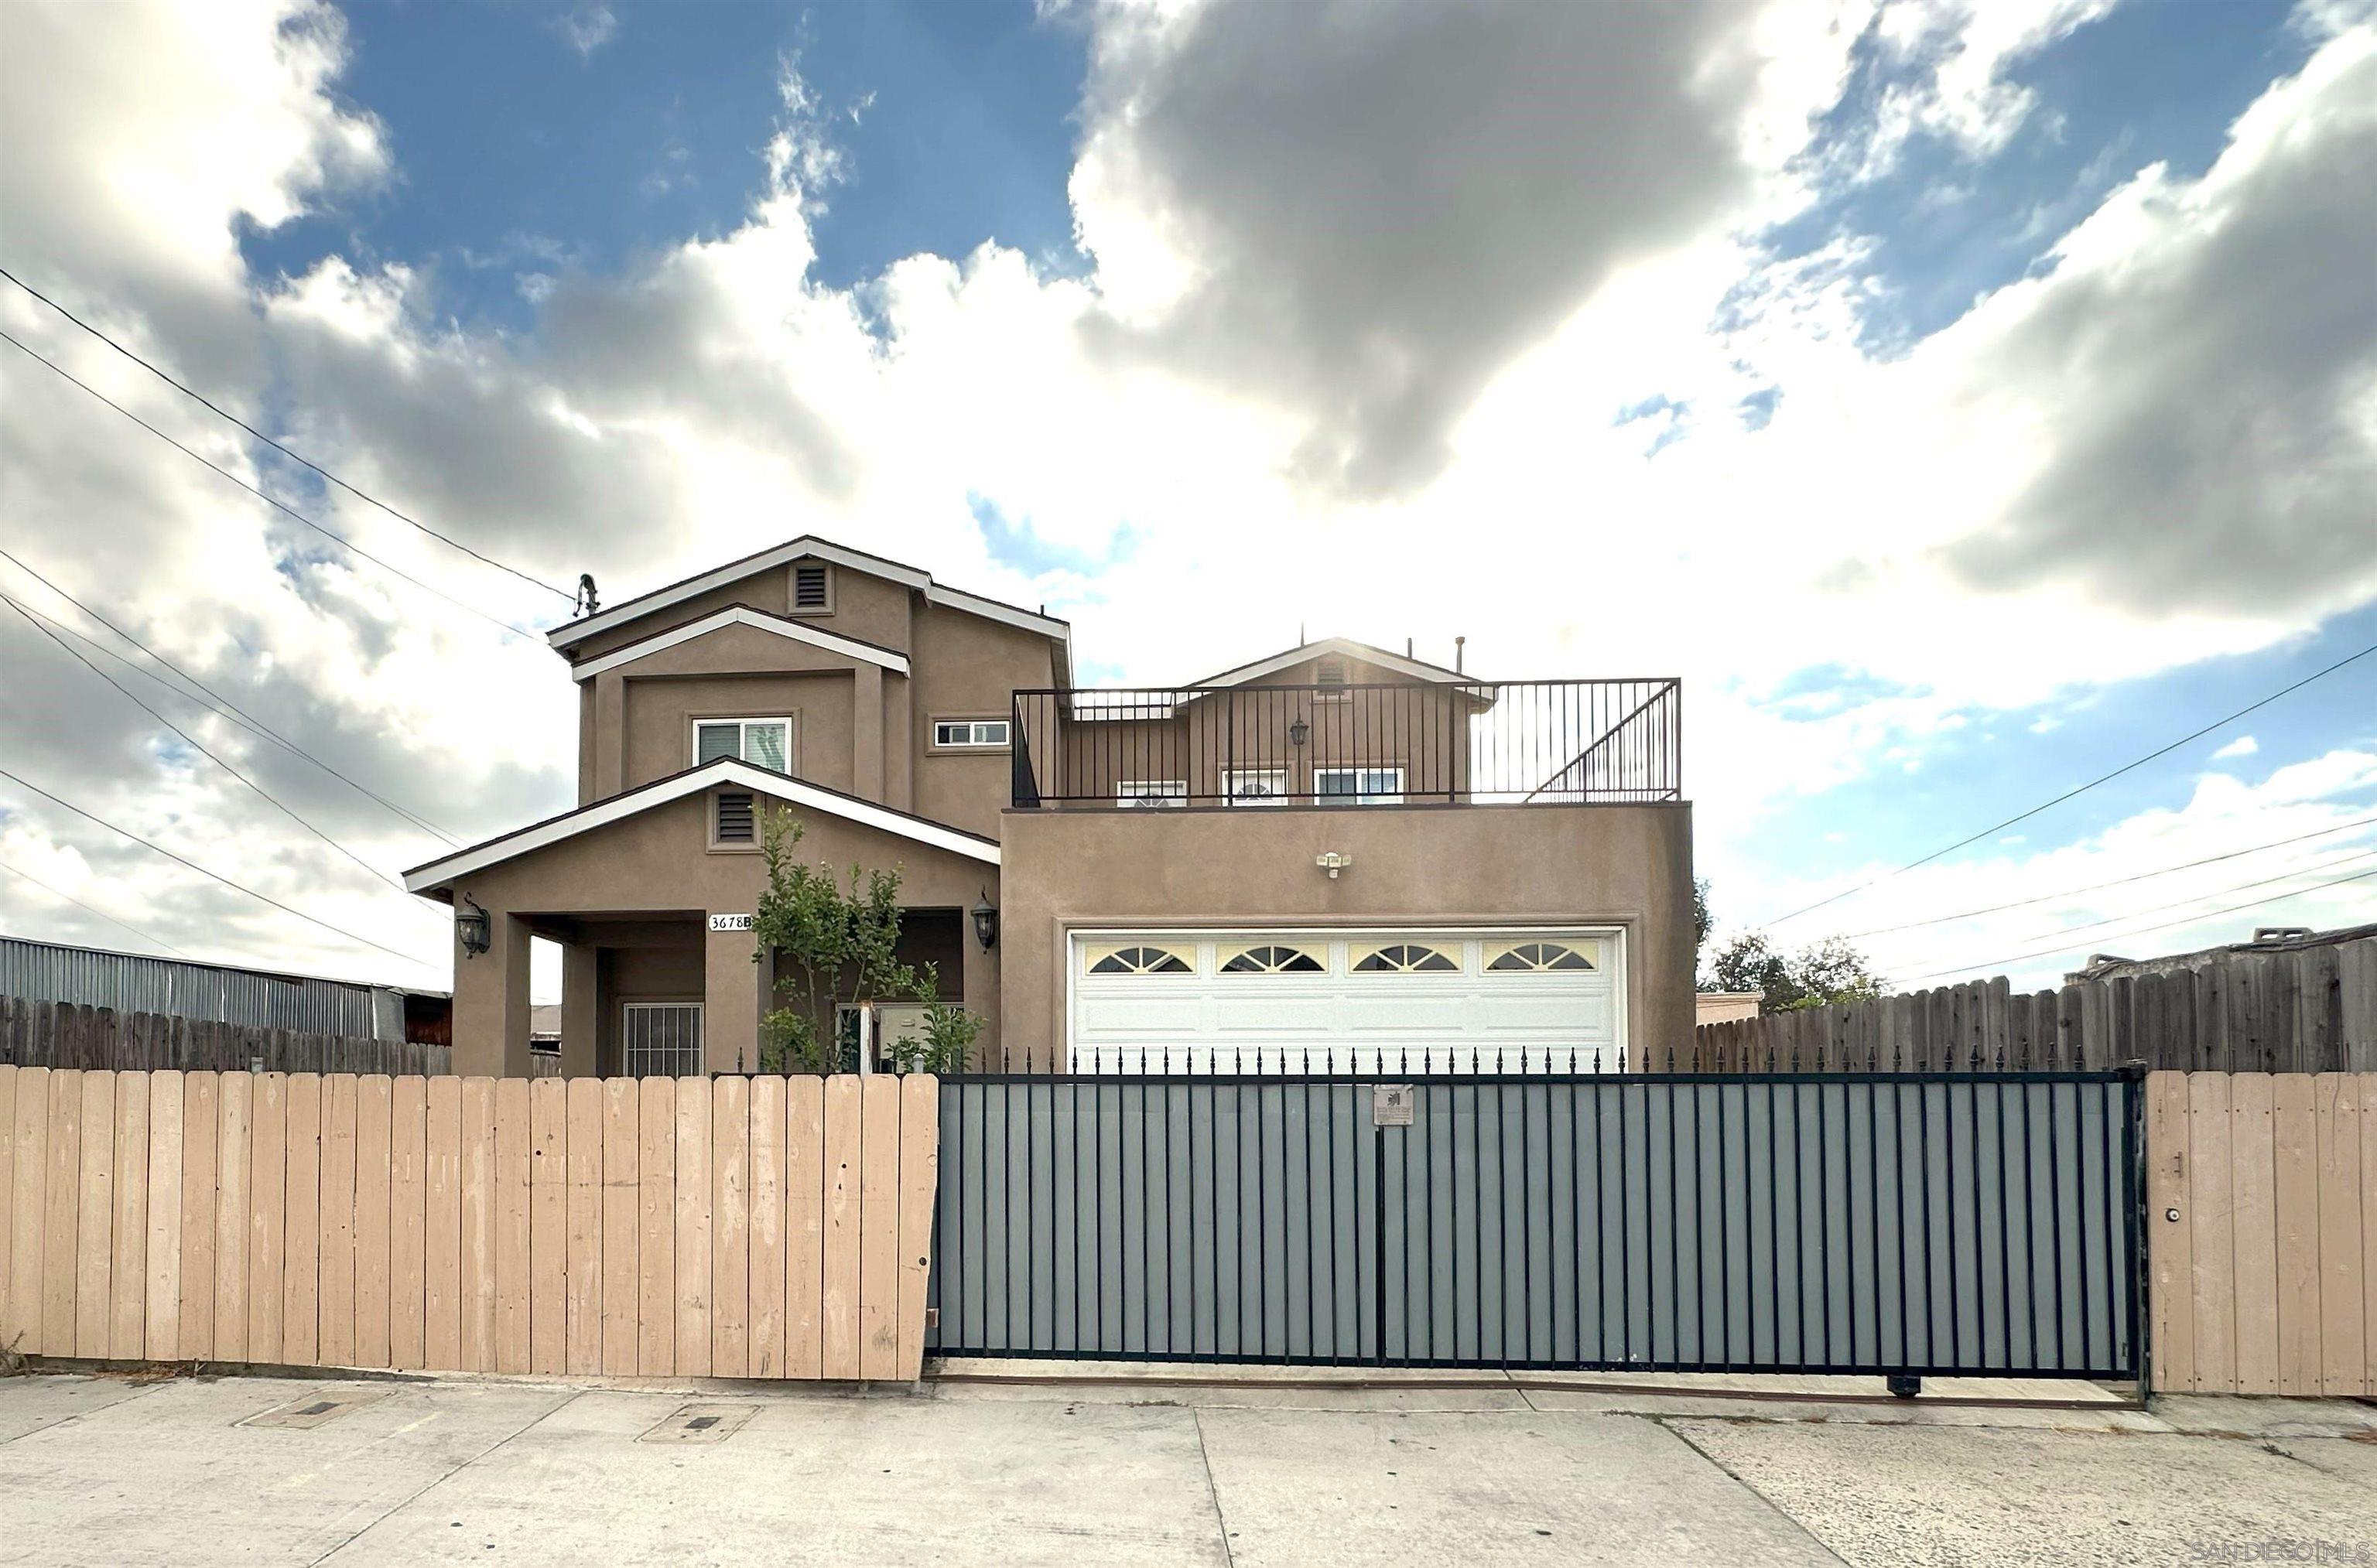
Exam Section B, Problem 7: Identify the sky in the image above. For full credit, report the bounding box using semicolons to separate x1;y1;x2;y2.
2;0;2374;1006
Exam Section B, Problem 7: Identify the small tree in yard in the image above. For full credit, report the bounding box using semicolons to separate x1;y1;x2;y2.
749;810;987;1073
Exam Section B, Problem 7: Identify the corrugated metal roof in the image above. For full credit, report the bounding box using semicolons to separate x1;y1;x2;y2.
0;934;446;1040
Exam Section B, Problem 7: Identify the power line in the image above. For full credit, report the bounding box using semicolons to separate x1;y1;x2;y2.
1763;634;2377;929
5;593;426;900
1893;856;2377;987
0;265;576;603
0;330;544;641
0;766;441;975
1835;811;2377;939
0;548;461;845
0;858;199;961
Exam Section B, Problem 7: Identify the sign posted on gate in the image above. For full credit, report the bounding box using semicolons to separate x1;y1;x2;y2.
1373;1085;1414;1126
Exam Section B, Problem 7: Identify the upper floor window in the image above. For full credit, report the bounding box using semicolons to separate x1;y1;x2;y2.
934;719;1011;750
1316;765;1404;805
791;562;832;613
1118;780;1188;808
696;718;791;773
1223;768;1288;804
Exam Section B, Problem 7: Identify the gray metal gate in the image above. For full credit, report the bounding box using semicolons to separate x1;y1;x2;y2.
926;1072;2143;1379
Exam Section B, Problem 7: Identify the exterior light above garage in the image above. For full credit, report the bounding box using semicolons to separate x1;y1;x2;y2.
1314;852;1353;880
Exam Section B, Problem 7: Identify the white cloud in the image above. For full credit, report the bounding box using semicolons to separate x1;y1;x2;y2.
2213;735;2260;760
557;5;617;58
3;0;2375;985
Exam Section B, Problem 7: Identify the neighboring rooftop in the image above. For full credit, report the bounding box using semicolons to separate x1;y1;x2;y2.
2068;921;2377;983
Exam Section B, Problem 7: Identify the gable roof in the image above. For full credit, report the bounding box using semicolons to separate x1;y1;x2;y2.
547;535;1070;657
1196;637;1472;688
569;605;911;682
402;758;999;893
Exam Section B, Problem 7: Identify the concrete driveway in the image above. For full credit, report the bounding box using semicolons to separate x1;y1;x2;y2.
2;1371;2373;1566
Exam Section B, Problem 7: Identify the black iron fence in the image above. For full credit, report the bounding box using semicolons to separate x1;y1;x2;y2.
1009;678;1681;808
928;1070;2143;1380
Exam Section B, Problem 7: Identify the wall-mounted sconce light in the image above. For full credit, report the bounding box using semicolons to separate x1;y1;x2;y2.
1314;852;1353;880
1288;717;1310;747
457;895;492;957
971;889;1000;951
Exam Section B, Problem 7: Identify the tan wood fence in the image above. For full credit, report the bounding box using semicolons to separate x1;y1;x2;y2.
1681;936;2377;1074
3;997;454;1077
0;1067;936;1382
2146;1071;2375;1395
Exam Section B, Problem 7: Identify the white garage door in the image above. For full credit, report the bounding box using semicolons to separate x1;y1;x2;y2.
1068;927;1623;1074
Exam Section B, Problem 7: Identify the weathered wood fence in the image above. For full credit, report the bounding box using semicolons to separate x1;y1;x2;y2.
2146;1071;2375;1395
0;1067;937;1382
3;997;451;1076
1679;937;2377;1074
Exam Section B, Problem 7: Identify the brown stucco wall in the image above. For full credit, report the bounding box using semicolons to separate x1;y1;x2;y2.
621;669;857;796
443;789;1001;1074
560;562;1061;839
994;801;1695;1071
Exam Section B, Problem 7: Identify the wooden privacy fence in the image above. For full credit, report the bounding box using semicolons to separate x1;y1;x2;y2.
0;1067;937;1382
1682;938;2377;1074
3;997;452;1077
2146;1071;2375;1395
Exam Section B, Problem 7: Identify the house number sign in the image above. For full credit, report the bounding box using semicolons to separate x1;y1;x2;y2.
1373;1085;1414;1126
707;913;754;932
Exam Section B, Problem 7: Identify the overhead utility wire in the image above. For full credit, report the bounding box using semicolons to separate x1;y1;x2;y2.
1887;842;2377;979
1895;860;2377;988
0;767;439;974
1834;811;2377;939
0;857;200;961
4;593;427;899
1762;634;2377;928
0;549;460;844
0;330;543;641
0;265;575;604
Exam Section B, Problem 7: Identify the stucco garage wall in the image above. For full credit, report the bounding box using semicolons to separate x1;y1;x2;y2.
994;801;1695;1071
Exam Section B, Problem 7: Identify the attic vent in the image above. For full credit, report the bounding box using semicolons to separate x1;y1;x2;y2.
714;791;755;843
1315;657;1346;687
792;564;829;610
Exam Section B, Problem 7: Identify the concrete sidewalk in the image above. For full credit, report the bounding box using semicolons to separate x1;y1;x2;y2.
2;1370;2372;1565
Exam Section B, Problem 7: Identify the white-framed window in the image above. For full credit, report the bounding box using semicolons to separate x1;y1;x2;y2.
1486;940;1598;972
1316;765;1404;805
932;719;1011;749
1223;768;1288;805
622;1002;703;1077
1117;780;1188;808
1216;942;1325;974
1084;943;1195;975
1350;941;1459;974
694;717;791;772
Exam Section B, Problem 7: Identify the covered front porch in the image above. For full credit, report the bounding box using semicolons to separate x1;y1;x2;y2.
402;760;1004;1077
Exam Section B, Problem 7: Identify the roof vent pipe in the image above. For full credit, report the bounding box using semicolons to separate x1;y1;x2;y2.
1455;635;1466;672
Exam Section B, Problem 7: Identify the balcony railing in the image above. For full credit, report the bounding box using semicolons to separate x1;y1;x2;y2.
1009;678;1681;808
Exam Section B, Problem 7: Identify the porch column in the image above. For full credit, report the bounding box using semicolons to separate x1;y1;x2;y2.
705;918;767;1073
852;664;885;804
559;941;600;1078
453;907;533;1078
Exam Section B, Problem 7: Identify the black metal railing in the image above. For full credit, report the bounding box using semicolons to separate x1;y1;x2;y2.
1009;678;1681;808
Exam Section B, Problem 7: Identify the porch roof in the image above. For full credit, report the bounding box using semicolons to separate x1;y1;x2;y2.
401;758;1000;894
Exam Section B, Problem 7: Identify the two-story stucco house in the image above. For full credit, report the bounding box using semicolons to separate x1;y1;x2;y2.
402;537;1695;1075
